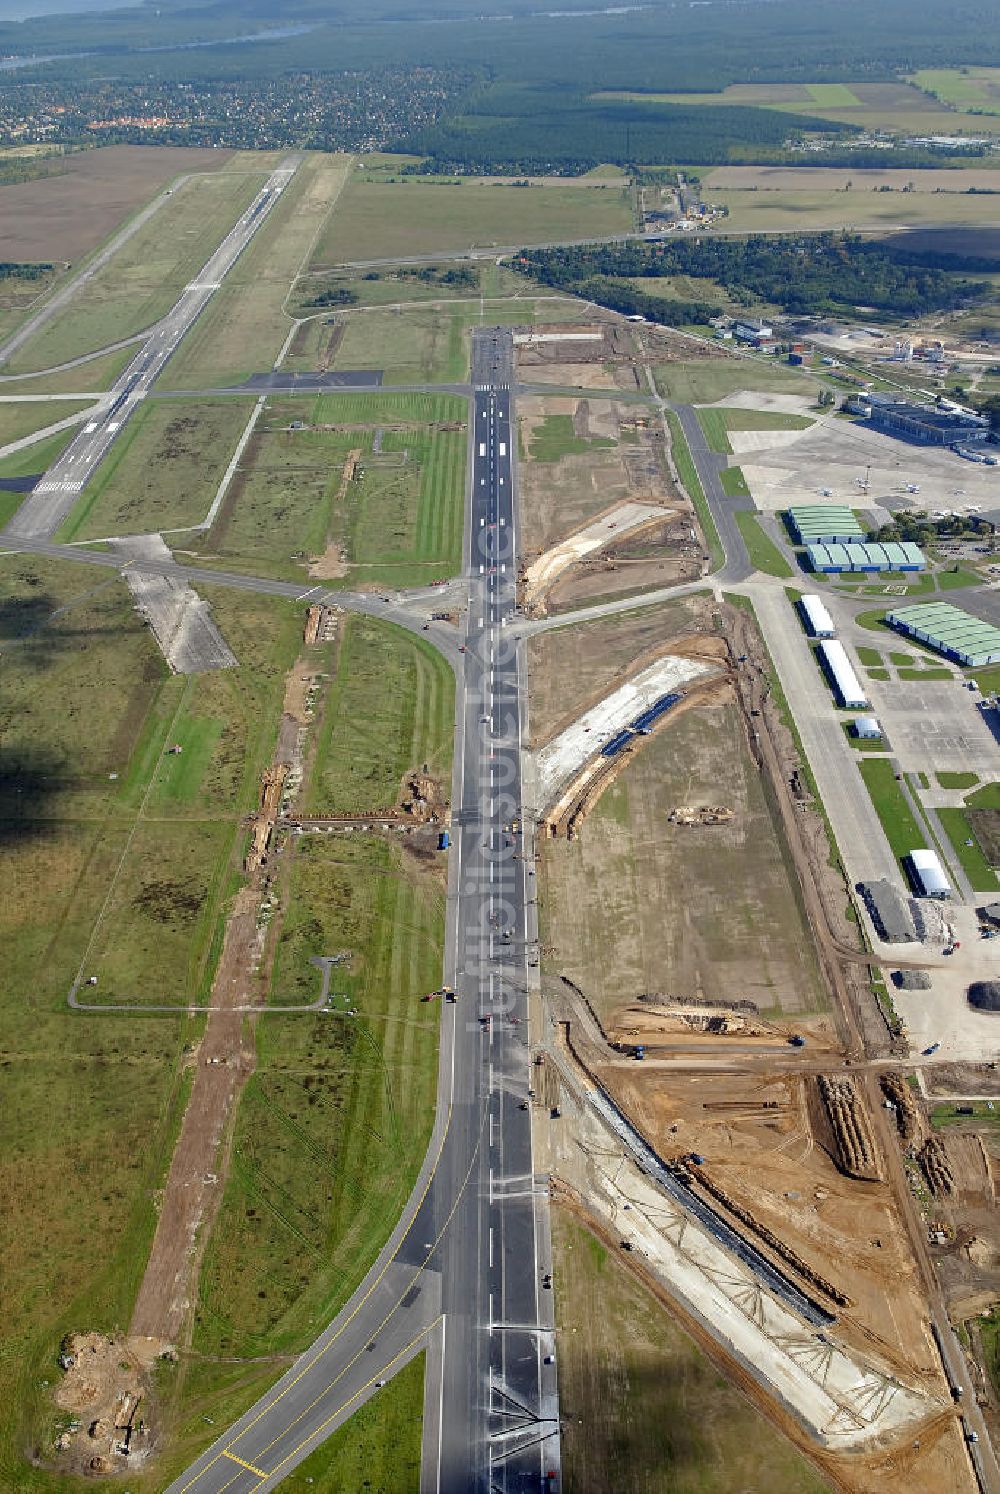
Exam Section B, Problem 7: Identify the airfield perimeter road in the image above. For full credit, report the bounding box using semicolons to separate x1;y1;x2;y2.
150;327;560;1494
2;153;301;543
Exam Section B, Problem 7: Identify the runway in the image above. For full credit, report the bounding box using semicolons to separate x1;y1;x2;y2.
3;154;300;542
160;328;560;1493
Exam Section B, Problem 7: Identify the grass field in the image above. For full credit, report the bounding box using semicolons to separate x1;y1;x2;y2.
194;615;449;1357
858;758;924;865
0;424;79;480
695;405;814;456
309;174;632;266
720;465;751;497
528;411;615;462
0;399;96;450
195;835;443;1353
0;555;311;1484
735;511;794;577
161;154;353;391
190;392;467;585
293;260;530;313
539;694;826;1019
937;807;999;892
0;343;137;396
664;410;723;570
311;298;591;385
656;359;813;404
0;555;449;1480
276;1355;423;1492
4;170;266;375
307;615;455;816
553;1210;830;1494
59;398;256;541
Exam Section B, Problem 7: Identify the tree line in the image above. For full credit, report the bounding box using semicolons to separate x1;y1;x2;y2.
515;233;988;317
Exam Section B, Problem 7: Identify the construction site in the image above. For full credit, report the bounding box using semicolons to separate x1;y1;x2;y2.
524;566;989;1488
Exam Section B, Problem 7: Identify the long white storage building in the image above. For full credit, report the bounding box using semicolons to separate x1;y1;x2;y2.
908;848;951;899
817;639;867;708
799;594;835;638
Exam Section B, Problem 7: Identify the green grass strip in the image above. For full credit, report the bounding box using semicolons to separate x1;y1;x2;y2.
858;758;924;863
734;510;793;578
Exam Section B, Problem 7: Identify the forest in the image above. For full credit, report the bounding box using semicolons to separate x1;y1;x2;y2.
517;234;990;318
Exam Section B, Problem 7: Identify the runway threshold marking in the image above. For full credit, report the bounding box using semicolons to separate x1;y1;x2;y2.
222;1450;267;1478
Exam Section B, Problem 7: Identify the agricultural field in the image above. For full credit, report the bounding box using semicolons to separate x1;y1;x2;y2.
160;154;353;391
595;80;1000;135
699;166;1000;231
4;170;267;375
58;397;257;541
308;173;633;266
912;67;1000;116
0;144;235;266
190;392;467;586
552;1211;830;1494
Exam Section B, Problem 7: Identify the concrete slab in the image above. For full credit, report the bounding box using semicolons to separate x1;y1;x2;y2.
114;534;237;674
534;654;714;805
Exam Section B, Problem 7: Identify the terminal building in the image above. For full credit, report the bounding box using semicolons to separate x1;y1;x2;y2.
885;602;1000;667
855;393;989;448
787;505;866;546
806;541;926;574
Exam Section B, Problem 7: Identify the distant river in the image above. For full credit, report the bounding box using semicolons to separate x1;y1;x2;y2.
0;0;138;18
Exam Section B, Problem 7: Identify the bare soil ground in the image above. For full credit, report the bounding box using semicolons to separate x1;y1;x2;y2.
52;1331;164;1477
0;145;233;263
527;592;718;747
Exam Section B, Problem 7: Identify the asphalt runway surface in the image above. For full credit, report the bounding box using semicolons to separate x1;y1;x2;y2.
158;328;560;1494
3;154;300;543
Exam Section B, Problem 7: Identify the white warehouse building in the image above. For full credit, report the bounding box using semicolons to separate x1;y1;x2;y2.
817;640;868;708
799;594;835;638
908;848;951;899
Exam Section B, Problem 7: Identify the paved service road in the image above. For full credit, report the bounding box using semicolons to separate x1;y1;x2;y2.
3;154;300;542
160;328;560;1494
670;402;753;583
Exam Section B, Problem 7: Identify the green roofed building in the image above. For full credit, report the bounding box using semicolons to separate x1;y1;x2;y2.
787;505;867;546
885;602;1000;667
